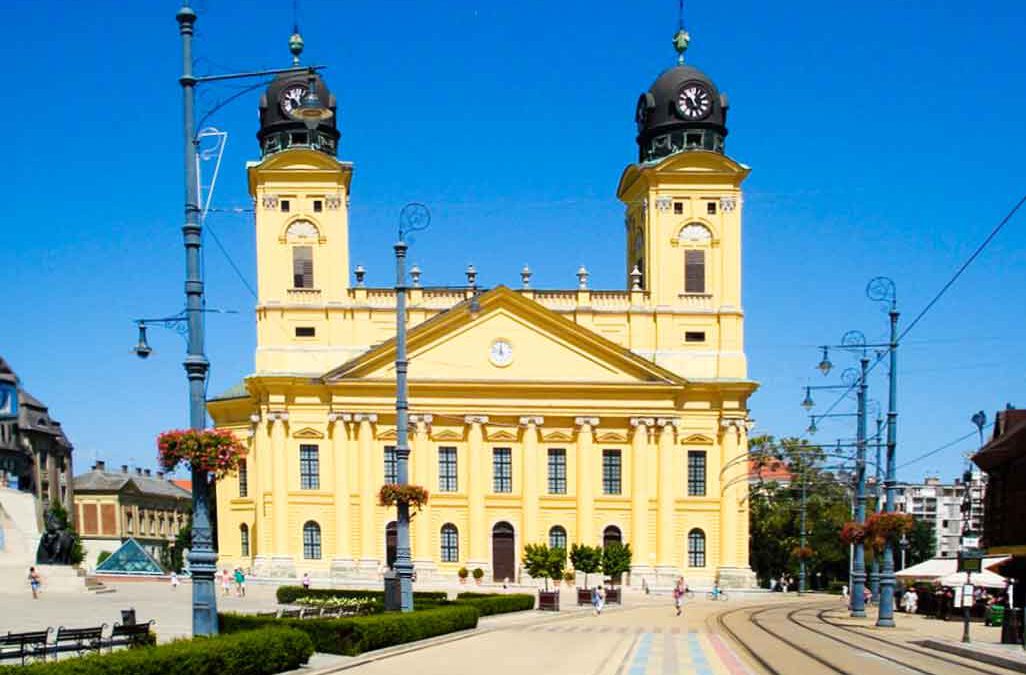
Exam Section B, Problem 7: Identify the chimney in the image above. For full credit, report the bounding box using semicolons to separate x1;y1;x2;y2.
144;469;152;477
121;464;129;473
156;471;164;479
94;460;106;472
135;467;143;476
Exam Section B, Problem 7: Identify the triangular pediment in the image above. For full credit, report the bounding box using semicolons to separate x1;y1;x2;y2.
542;430;574;442
597;431;628;443
376;428;398;441
431;429;464;442
323;287;685;388
682;433;715;445
486;429;519;442
292;427;325;439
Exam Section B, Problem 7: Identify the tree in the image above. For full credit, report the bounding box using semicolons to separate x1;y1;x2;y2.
569;544;602;588
907;518;936;566
522;543;565;591
601;542;632;584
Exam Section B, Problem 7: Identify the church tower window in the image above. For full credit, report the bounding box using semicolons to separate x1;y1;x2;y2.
292;246;314;288
685;250;705;294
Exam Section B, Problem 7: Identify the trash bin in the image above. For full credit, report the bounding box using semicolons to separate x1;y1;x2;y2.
986;604;1005;627
121;608;137;626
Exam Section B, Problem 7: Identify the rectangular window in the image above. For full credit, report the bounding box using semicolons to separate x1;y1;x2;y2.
602;450;622;495
688;451;707;496
685;331;706;343
493;448;512;493
300;445;320;490
295;326;315;337
707;201;717;215
547;449;567;494
281;199;290;212
292;246;314;288
684;250;706;294
438;447;458;492
673;201;684;215
384;445;397;484
238;459;248;498
313;199;323;213
240;526;250;557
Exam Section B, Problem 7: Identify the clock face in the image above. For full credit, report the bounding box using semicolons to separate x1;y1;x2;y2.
489;339;513;367
676;83;712;120
279;85;308;116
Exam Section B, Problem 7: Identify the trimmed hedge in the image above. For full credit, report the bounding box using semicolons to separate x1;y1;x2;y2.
275;585;447;605
220;605;478;656
0;627;313;675
455;592;535;616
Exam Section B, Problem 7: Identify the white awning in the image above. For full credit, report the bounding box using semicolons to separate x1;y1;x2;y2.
896;556;1009;585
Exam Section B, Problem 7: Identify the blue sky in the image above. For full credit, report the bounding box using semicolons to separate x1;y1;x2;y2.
3;1;1024;483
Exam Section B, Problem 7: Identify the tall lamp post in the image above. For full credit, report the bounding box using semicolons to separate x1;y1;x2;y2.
391;203;430;613
132;6;330;636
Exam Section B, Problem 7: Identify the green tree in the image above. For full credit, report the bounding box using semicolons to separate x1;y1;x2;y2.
907;518;936;565
522;543;565;590
601;542;632;584
569;544;602;588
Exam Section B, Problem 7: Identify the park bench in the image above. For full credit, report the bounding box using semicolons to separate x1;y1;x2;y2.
279;608;302;619
0;629;51;665
108;621;154;651
53;625;106;657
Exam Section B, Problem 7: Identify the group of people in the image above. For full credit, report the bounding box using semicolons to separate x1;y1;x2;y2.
769;575;795;592
839;584;878;607
220;567;247;597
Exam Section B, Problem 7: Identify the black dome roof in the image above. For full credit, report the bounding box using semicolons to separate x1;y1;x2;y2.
257;70;340;157
635;63;729;162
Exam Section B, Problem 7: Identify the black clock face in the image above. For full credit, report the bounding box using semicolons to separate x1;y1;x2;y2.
676;83;712;120
279;85;308;115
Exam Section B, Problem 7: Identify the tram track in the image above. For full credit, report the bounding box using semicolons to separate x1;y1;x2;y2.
712;600;1018;675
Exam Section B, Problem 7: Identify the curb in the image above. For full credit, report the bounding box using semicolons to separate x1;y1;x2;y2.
915;639;1026;673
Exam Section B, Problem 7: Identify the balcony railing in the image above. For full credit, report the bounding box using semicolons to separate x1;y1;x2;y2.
286;288;322;304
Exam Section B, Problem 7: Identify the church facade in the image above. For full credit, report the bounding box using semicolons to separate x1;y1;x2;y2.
209;31;758;587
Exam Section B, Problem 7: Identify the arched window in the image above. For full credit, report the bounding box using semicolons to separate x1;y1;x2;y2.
688;528;706;567
549;525;567;552
440;523;459;562
678;223;712;294
303;521;322;560
240;524;250;557
286;219;320;240
603;525;622;548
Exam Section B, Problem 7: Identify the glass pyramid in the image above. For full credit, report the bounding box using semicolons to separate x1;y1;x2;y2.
95;537;165;575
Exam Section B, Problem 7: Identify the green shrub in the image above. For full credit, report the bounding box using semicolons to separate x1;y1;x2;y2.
471;567;484;580
455;593;534;616
275;586;447;605
220;605;478;656
96;551;113;566
0;627;312;675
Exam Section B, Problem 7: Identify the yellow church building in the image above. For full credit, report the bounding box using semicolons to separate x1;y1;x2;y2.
209;30;758;588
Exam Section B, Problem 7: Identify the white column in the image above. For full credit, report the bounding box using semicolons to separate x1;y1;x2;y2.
629;417;655;584
328;412;354;577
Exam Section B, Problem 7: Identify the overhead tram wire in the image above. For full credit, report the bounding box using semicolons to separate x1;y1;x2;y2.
896;422;995;470
804;191;1026;430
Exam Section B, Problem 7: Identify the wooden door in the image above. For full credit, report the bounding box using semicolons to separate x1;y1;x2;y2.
492;521;515;582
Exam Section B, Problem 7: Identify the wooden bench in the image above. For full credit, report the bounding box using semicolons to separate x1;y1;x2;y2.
53;625;106;657
0;629;51;665
108;621;154;651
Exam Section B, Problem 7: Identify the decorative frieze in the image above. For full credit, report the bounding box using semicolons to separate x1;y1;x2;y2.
261;195;279;210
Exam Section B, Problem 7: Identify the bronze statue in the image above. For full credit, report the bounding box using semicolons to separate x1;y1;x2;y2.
36;509;76;565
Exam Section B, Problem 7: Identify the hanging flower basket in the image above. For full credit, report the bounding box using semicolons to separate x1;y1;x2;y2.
378;484;429;512
157;428;246;477
840;521;868;545
867;512;915;540
791;546;814;560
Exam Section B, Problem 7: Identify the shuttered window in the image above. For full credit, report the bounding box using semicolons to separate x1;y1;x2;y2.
293;246;314;288
684;250;705;293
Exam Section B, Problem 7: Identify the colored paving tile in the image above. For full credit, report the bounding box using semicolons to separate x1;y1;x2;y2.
620;630;753;675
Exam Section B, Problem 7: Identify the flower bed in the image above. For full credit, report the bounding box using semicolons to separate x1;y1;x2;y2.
0;627;312;675
219;605;478;656
293;595;378;615
275;586;447;605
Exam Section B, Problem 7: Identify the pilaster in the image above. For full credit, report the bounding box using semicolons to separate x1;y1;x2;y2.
267;411;295;577
717;417;756;588
630;417;655;583
520;416;543;547
656;418;680;577
410;414;437;579
575;417;599;546
328;412;355;577
351;413;379;576
465;415;489;574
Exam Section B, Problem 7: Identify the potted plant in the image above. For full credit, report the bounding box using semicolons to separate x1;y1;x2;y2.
570;544;602;605
458;567;469;584
378;484;430;512
157;428;246;476
472;567;484;585
601;542;632;604
523;543;564;611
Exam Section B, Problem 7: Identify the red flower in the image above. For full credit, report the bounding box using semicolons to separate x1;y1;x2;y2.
156;428;246;478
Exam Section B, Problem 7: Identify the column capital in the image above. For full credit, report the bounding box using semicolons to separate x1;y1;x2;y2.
574;416;600;428
720;417;745;430
409;413;434;426
353;413;379;423
268;411;289;423
656;417;681;428
327;411;353;423
464;415;489;425
518;416;544;427
630;417;656;428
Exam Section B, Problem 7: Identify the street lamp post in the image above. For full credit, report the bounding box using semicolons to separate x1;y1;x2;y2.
391;204;430;613
799;466;808;595
130;6;330;636
872;277;899;628
851;353;869;618
869;414;884;604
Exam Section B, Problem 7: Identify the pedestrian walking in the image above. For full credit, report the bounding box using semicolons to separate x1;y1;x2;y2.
234;567;246;597
841;584;849;603
28;566;41;599
221;568;231;596
591;586;600;615
863;586;872;606
596;585;606;615
302;572;311;591
673;578;685;616
170;572;179;590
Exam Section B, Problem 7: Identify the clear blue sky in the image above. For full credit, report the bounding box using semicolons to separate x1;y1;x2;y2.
3;1;1024;483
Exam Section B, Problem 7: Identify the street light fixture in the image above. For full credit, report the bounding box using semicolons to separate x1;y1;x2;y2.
133;323;152;359
817;346;833;376
290;70;333;130
801;387;814;410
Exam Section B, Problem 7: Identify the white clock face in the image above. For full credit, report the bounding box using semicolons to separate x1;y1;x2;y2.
677;83;712;120
489;340;513;367
280;85;308;115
